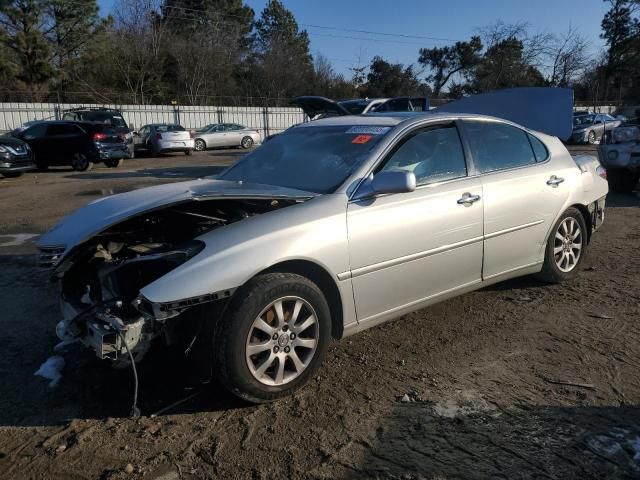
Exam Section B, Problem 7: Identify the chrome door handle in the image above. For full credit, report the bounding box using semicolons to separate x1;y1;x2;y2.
457;192;481;206
547;175;565;187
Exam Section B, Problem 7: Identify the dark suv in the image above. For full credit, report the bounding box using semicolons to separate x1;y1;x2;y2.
0;135;34;178
12;121;129;171
62;107;134;158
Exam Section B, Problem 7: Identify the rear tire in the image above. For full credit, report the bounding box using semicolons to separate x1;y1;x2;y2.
71;152;93;172
536;207;587;283
104;159;123;168
587;130;596;144
607;168;639;193
185;149;193;156
214;273;331;403
241;136;254;149
2;172;23;178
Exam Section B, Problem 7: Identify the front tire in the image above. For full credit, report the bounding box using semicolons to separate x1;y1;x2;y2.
71;152;93;171
587;130;596;144
214;273;330;403
194;139;206;151
537;208;587;283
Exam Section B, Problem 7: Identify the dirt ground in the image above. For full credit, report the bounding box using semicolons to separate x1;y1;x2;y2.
1;146;640;479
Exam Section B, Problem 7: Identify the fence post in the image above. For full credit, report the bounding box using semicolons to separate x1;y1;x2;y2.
263;106;270;137
172;103;180;125
217;108;224;124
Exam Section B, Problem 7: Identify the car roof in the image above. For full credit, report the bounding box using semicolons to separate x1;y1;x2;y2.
295;111;520;129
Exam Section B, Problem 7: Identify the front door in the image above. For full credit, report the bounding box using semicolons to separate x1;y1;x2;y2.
347;123;484;324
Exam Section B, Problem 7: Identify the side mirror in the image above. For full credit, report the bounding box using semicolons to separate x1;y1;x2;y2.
371;170;416;195
353;170;417;200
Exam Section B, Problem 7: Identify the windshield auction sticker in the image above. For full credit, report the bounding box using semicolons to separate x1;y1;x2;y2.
345;126;391;135
352;134;373;144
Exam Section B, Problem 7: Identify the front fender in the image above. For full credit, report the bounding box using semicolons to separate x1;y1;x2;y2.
140;194;350;304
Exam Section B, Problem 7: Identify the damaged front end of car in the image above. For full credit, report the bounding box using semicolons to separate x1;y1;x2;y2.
39;188;306;368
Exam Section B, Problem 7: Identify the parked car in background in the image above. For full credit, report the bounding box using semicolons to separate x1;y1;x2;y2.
570;113;621;144
0;135;34;178
133;124;194;156
62;107;135;158
12;121;129;171
193;123;261;151
598;109;640;193
38;87;607;404
292;96;430;120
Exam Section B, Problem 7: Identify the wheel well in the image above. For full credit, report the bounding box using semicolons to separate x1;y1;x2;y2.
571;203;593;244
195;138;206;146
260;260;344;339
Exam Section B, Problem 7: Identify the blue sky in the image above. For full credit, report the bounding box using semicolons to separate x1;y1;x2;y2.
98;0;610;75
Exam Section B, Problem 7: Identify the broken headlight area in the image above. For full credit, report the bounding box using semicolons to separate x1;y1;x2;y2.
47;198;295;366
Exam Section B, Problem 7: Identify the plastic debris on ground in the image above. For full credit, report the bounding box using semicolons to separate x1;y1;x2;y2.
34;355;65;388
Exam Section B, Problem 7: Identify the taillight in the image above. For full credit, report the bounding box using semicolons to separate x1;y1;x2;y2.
156;133;162;140
92;132;108;141
596;165;607;180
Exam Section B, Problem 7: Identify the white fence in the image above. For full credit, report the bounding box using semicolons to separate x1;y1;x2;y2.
0;102;306;136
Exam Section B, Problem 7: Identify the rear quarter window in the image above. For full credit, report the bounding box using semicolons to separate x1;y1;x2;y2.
527;133;548;162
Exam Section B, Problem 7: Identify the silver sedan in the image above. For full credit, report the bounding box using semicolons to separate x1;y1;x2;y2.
38;107;608;405
133;123;195;156
193;123;261;151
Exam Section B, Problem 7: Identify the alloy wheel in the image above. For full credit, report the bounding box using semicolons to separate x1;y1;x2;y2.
554;217;582;272
194;139;206;151
587;130;596;144
241;136;254;149
71;152;89;171
245;296;319;386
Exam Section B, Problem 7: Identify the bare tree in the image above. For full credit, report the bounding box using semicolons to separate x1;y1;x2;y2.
109;0;168;103
548;26;590;87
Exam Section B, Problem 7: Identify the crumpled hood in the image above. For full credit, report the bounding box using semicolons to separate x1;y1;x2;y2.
37;178;314;251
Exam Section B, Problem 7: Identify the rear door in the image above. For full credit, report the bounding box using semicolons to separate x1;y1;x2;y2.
460;120;571;279
223;124;243;145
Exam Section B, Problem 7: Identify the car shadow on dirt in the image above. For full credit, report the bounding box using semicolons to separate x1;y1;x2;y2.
327;401;640;479
64;165;228;181
606;192;640;208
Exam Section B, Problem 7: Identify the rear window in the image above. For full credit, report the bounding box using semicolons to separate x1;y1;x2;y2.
156;125;185;132
79;112;127;127
463;121;536;174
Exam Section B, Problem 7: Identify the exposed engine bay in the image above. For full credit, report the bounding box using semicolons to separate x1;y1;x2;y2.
47;197;298;367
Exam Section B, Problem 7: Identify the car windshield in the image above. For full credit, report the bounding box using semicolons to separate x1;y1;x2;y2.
220;125;390;193
339;100;370;115
197;124;216;132
156;124;185;132
574;115;595;126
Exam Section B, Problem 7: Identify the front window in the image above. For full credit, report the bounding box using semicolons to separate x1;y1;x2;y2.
378;124;467;185
220;125;391;193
